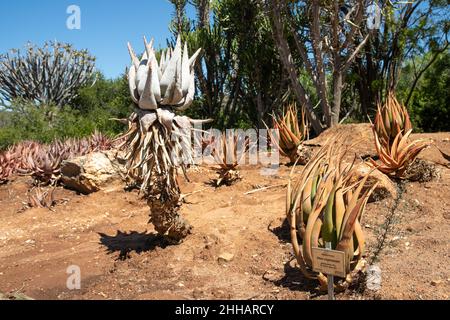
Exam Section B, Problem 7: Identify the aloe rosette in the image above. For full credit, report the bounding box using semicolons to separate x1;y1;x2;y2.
287;138;377;290
370;92;430;177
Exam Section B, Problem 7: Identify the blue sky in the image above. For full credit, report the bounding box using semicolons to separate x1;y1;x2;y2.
0;0;195;79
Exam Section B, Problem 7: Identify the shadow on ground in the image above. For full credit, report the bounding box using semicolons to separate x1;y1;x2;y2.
99;231;173;260
268;218;291;243
270;258;322;298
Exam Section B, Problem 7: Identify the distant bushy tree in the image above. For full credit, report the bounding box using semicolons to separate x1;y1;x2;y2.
168;0;286;129
70;72;133;133
0;41;96;107
405;51;450;132
0;72;132;149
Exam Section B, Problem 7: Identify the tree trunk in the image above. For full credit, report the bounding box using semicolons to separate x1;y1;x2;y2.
148;195;192;242
268;0;323;134
256;89;264;129
331;71;343;126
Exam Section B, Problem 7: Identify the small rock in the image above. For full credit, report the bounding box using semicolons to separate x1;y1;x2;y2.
263;270;281;282
177;282;185;287
204;242;213;249
351;163;398;202
192;289;204;299
406;226;413;232
431;280;442;286
61;151;123;194
25;239;35;245
366;265;382;292
218;252;234;263
405;242;410;247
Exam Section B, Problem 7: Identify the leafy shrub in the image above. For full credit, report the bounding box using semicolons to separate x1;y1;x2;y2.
409;52;450;132
0;73;133;150
398;51;450;132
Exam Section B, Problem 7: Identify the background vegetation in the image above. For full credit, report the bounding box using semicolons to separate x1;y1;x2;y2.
0;0;448;150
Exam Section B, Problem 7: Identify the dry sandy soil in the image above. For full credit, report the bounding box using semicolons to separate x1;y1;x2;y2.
0;124;449;300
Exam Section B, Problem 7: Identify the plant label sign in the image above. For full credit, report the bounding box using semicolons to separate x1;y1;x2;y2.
312;247;346;278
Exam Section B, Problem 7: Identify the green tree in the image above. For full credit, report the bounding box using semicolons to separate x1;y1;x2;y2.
70;72;133;134
353;0;449;117
168;0;287;129
403;51;450;132
0;72;132;149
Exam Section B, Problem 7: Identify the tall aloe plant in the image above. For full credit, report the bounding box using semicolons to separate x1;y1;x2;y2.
119;36;205;241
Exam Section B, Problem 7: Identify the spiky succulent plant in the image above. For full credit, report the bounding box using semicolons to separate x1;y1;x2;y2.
127;36;201;111
373;92;412;147
0;152;14;184
370;92;430;177
287;138;376;291
119;35;204;241
26;187;56;209
210;131;249;187
269;104;309;164
89;130;113;152
26;150;62;185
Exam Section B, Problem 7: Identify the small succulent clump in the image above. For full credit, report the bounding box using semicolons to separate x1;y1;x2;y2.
370;92;431;177
269;103;309;165
26;187;57;209
209;131;249;187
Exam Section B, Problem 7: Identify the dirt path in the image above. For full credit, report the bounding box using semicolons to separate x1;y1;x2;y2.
0;129;449;300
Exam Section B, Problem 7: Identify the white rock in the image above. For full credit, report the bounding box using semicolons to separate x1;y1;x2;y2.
218;252;234;263
352;163;398;202
366;265;382;291
61;151;123;194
